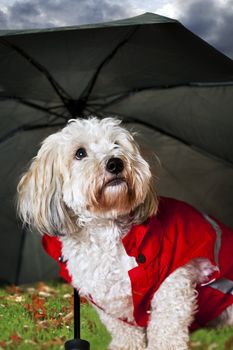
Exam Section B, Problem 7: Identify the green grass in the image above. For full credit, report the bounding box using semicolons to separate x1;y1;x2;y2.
0;281;232;350
0;281;110;350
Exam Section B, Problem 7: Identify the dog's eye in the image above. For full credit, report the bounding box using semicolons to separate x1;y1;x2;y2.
75;148;87;160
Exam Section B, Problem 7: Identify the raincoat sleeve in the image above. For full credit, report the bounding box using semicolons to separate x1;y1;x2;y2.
42;234;72;283
170;199;221;284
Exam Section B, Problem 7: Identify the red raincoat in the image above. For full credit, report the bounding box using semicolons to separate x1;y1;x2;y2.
42;197;233;330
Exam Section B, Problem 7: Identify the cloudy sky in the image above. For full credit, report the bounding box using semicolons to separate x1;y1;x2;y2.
0;0;232;59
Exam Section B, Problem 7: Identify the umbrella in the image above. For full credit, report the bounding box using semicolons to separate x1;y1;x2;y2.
0;12;233;286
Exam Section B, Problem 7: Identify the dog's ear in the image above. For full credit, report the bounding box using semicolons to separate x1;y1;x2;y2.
132;143;159;223
134;181;158;223
17;135;77;236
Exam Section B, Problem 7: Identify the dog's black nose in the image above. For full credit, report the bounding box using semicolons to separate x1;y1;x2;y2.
106;157;124;174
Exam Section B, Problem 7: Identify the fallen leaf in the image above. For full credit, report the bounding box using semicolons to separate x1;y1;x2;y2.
63;293;72;299
6;295;25;303
32;295;46;320
24;339;37;345
41;336;65;348
6;285;21;295
87;319;96;332
225;336;233;350
26;287;36;295
63;311;73;323
36;320;49;330
23;295;46;320
10;332;22;345
191;341;202;347
37;316;66;331
24;302;33;314
80;297;87;304
0;341;6;347
37;282;56;294
38;291;51;298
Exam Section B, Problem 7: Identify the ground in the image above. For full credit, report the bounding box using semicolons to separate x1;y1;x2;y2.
0;281;232;350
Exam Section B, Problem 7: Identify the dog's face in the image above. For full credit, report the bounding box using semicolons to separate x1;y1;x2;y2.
17;117;157;235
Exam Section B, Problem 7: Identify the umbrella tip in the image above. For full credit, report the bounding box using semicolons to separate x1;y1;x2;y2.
66;99;87;118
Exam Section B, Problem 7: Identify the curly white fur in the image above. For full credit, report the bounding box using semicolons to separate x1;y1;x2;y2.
17;117;233;350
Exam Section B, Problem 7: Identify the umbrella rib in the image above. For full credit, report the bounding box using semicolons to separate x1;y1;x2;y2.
79;26;139;103
0;95;67;119
88;81;233;112
90;81;233;109
89;105;192;146
88;105;233;168
0;120;65;144
0;38;73;107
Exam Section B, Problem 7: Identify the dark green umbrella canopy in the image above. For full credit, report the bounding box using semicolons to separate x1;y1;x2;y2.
0;13;232;284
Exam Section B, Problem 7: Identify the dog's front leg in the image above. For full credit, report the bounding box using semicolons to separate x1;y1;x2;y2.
146;266;198;350
96;308;146;350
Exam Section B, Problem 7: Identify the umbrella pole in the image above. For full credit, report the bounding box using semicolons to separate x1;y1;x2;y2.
64;288;90;350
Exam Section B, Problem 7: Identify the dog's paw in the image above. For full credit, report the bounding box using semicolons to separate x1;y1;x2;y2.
108;325;146;350
108;346;141;350
108;338;146;350
146;336;190;350
146;344;190;350
188;258;219;285
108;347;145;350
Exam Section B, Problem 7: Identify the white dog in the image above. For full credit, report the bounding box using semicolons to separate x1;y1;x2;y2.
17;117;233;350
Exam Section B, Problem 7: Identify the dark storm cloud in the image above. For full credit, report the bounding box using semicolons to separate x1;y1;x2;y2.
7;1;46;28
0;0;132;30
0;9;7;28
0;0;232;59
179;0;233;59
43;0;129;23
216;12;233;58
